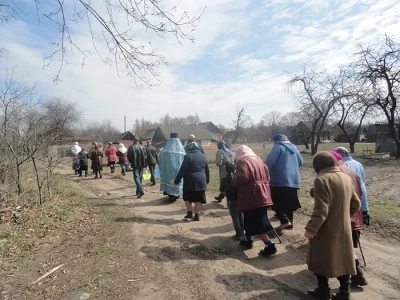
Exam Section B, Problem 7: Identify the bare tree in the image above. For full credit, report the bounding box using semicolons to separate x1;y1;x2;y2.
287;65;351;154
0;73;34;195
281;112;303;127
354;35;400;157
80;120;119;143
232;103;251;144
3;1;202;85
335;81;376;153
42;98;82;143
259;111;283;141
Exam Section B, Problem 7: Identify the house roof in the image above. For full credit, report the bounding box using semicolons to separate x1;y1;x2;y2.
108;131;135;143
199;121;224;134
156;125;212;141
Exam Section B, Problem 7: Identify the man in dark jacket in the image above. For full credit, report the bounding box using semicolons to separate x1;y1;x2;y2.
127;137;147;198
146;139;159;186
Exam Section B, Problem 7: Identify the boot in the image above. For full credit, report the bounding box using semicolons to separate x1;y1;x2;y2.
193;214;200;221
99;171;102;178
333;276;350;300
307;286;331;300
184;211;193;219
214;193;225;202
232;231;242;240
331;292;350;300
85;171;88;177
351;259;368;286
94;171;98;179
239;239;253;249
259;244;277;257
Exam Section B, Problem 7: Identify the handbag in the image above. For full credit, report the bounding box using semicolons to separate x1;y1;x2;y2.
143;169;151;181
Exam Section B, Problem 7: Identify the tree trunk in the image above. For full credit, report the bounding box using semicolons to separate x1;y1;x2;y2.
349;142;355;154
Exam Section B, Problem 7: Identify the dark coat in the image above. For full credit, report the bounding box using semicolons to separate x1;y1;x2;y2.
146;145;159;165
127;143;147;169
78;151;89;167
117;150;128;164
231;156;273;213
174;149;209;192
90;149;103;171
306;166;360;278
220;174;237;201
337;161;364;231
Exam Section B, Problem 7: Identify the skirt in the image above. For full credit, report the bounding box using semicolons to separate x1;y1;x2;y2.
244;206;273;236
183;191;206;204
270;186;301;213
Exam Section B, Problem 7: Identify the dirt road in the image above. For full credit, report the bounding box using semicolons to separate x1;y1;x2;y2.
2;169;400;300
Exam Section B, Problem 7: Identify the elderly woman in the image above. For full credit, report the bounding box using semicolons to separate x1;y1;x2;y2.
117;143;128;175
214;140;234;202
231;145;276;257
90;142;104;179
330;151;368;287
265;134;303;230
334;147;370;225
105;142;117;173
77;146;89;177
174;142;209;221
305;151;360;300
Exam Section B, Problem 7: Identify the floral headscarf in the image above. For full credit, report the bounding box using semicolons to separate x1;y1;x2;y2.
217;140;234;157
235;145;258;160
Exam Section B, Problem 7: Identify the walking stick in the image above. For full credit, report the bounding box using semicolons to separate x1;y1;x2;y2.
357;238;366;267
272;228;282;244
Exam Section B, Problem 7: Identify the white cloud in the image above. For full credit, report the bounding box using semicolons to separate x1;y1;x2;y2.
1;0;400;132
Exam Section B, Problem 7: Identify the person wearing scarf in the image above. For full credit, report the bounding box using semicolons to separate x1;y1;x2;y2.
231;145;277;257
214;140;235;202
265;134;303;230
331;151;368;287
174;141;209;221
90;142;104;179
117;143;128;175
71;142;81;175
305;151;360;300
77;146;89;177
333;147;370;226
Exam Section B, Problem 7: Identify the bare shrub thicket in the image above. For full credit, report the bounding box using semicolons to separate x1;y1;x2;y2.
0;74;80;207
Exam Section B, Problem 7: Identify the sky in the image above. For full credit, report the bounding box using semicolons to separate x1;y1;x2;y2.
1;0;400;131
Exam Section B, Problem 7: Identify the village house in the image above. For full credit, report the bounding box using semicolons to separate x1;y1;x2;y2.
151;124;215;150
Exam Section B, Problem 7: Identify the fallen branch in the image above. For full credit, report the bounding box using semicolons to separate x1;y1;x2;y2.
31;264;65;285
127;278;142;282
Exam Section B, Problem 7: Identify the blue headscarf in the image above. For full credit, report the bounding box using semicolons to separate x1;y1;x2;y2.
217;141;234;157
272;134;288;143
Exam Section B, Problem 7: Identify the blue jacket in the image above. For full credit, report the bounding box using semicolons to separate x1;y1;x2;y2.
174;149;209;192
343;156;369;211
265;141;303;188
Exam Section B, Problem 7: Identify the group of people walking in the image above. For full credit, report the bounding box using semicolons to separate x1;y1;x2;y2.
72;133;370;300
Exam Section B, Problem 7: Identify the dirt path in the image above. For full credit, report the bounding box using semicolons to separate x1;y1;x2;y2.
2;169;400;300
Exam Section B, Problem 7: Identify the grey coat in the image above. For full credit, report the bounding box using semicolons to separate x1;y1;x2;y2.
215;149;234;181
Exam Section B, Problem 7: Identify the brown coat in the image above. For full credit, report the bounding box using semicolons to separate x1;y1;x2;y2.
306;166;360;278
231;156;273;213
337;161;364;231
90;149;104;171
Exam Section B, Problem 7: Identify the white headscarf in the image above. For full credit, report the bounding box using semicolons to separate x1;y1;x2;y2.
118;143;127;154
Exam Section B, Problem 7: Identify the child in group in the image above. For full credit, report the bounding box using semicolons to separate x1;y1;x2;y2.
219;161;244;240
